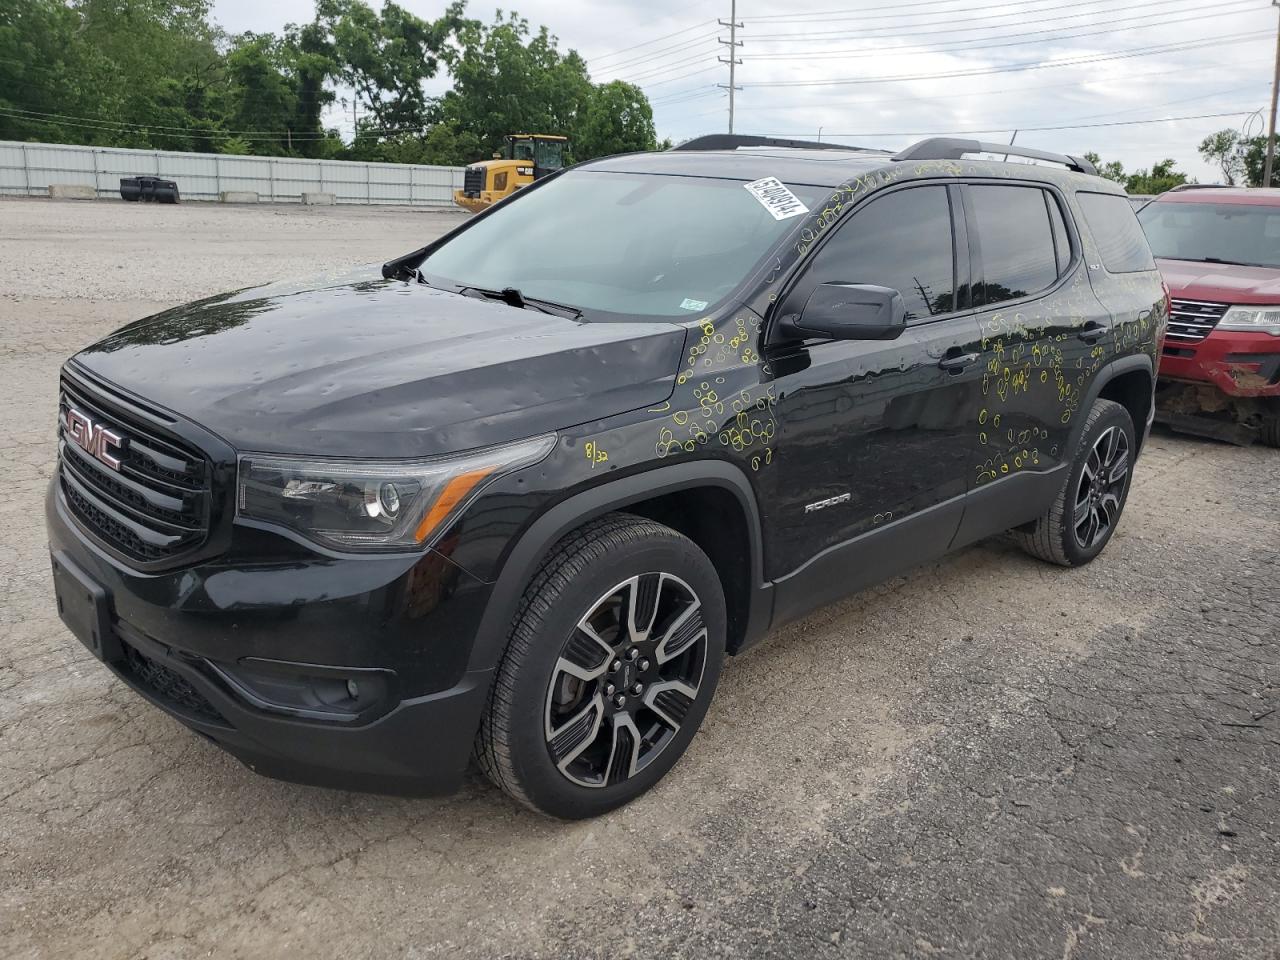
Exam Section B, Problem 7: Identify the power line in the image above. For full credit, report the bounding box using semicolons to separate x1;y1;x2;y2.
732;61;1270;114
767;109;1258;140
746;0;1120;30
617;50;721;84
743;0;1264;59
591;32;718;74
745;0;1254;45
585;19;718;64
741;31;1267;88
745;0;1066;21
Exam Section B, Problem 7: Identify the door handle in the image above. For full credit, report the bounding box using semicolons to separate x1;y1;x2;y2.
939;350;979;372
1077;322;1108;343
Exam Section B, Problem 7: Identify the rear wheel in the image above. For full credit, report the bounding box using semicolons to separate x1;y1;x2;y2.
476;513;726;819
1013;398;1135;567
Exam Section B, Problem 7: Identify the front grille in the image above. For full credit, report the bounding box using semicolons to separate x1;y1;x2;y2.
1167;298;1229;343
463;165;485;195
58;376;211;564
121;641;225;724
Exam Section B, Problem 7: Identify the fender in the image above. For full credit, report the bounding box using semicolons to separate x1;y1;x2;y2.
1069;352;1156;454
464;459;771;673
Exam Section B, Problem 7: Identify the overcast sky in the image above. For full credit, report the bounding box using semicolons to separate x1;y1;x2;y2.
210;0;1278;182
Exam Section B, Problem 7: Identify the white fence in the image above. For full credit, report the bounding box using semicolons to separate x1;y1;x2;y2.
0;140;465;206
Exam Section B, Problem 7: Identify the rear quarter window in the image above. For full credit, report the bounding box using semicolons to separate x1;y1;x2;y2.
1076;192;1157;273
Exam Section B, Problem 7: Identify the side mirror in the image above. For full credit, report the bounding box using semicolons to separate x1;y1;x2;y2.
778;283;908;341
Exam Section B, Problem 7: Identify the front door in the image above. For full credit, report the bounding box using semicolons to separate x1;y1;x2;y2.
764;183;988;620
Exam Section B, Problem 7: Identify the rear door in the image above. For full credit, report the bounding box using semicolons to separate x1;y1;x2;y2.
963;182;1108;487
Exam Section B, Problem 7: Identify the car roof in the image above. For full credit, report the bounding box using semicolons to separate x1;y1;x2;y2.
579;146;1113;190
1153;186;1280;206
581;147;896;187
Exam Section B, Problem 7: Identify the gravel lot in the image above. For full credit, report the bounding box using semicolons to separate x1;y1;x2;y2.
2;197;1278;960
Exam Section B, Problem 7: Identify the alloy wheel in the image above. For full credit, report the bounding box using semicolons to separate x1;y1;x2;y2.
1072;425;1130;550
544;573;708;789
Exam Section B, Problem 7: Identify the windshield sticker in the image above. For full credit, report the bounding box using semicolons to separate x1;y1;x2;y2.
744;177;809;221
679;298;709;311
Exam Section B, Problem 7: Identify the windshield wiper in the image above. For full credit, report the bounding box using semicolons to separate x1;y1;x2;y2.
456;285;583;319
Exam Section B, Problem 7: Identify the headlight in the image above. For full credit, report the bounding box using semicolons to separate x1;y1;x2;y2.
1219;305;1280;336
237;435;555;552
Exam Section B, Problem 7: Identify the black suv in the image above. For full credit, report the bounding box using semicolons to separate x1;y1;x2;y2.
46;136;1166;818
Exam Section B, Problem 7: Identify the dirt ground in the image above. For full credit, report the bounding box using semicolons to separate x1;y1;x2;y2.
2;197;1278;960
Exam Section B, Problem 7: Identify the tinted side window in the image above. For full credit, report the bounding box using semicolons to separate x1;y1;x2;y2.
1046;192;1071;275
1078;192;1157;273
970;185;1058;307
799;185;956;322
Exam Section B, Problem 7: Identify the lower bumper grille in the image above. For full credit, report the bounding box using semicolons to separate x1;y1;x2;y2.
121;641;226;725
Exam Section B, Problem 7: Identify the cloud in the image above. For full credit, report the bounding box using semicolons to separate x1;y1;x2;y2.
210;0;1276;181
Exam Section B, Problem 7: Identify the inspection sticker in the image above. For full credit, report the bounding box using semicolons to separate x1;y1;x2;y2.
679;297;709;311
743;176;809;221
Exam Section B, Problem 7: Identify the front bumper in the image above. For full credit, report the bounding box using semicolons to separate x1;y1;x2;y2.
1160;329;1280;398
47;480;496;796
452;189;499;213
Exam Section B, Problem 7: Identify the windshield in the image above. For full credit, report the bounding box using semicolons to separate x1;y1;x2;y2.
420;170;825;318
1138;201;1280;269
534;139;564;170
511;139;535;161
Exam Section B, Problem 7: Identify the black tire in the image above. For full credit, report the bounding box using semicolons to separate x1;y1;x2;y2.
1261;415;1280;449
475;513;727;819
1013;398;1136;567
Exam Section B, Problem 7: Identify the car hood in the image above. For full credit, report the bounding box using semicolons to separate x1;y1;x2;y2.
1156;258;1280;303
72;267;687;459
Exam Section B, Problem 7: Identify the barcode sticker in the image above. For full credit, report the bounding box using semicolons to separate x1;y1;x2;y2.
744;177;809;221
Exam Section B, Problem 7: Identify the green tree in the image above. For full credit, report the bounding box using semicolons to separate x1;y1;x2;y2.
281;20;339;157
1125;159;1190;195
1198;129;1246;185
314;0;464;135
222;34;297;156
0;1;94;143
576;81;657;160
439;11;592;156
1240;135;1274;187
1083;151;1127;184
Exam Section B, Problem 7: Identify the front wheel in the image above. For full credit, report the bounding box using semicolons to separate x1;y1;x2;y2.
1261;413;1280;449
1013;398;1136;567
475;513;726;819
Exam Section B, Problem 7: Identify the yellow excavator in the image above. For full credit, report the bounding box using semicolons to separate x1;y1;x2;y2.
453;134;569;213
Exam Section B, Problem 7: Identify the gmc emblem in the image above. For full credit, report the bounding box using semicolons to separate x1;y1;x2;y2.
64;407;126;470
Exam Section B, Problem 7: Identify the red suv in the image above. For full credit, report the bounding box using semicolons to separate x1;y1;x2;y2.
1138;187;1280;447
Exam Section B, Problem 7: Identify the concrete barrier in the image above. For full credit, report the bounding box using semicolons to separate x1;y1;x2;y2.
301;191;336;205
219;190;258;204
48;184;95;200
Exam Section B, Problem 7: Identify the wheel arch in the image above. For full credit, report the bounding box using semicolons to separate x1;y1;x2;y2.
1074;353;1155;454
465;460;770;675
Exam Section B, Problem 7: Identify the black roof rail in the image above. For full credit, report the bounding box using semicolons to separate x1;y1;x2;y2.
673;134;882;153
1166;183;1233;192
892;137;1097;176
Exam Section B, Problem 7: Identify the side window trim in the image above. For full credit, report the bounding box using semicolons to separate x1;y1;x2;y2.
947;182;973;314
959;180;1080;313
769;180;966;336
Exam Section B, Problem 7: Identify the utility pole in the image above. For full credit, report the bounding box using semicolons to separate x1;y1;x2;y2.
1266;0;1280;187
718;0;743;134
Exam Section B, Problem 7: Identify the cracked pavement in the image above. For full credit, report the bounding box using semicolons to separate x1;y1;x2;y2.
2;197;1278;959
